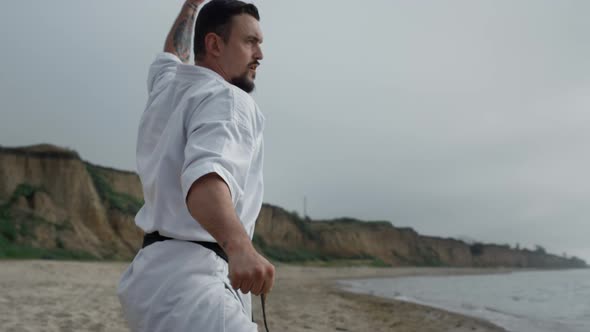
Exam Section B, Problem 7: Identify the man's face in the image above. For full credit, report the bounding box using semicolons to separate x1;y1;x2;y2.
218;14;264;93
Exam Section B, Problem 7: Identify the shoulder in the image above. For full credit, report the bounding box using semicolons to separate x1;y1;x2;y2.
181;69;264;134
233;88;264;138
229;86;259;131
147;52;182;94
182;75;234;123
200;83;262;134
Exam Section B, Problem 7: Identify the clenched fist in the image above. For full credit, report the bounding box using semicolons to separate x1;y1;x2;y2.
228;244;275;296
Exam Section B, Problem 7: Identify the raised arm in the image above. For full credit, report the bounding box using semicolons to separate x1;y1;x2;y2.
164;0;205;63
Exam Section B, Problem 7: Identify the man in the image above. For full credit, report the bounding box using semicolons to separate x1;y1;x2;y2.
117;1;274;331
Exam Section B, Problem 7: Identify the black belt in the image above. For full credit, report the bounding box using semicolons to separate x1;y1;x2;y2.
142;232;228;262
142;232;270;332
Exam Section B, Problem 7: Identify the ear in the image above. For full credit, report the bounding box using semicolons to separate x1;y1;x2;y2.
204;33;224;58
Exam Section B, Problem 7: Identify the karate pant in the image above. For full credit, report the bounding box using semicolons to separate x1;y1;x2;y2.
117;240;258;332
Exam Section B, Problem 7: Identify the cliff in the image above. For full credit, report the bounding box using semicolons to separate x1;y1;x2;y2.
0;144;142;259
0;144;587;269
254;206;587;268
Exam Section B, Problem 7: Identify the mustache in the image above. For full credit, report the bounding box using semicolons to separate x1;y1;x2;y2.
249;61;261;67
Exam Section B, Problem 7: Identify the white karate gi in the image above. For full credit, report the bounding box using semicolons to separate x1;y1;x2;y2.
117;52;265;332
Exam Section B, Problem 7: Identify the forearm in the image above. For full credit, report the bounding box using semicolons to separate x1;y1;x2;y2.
186;173;253;256
187;173;275;296
163;1;201;63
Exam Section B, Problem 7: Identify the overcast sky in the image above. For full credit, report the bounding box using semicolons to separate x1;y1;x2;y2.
1;0;589;262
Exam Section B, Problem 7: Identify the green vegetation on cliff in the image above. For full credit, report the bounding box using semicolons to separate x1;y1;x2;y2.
0;183;46;242
0;183;96;260
86;164;143;215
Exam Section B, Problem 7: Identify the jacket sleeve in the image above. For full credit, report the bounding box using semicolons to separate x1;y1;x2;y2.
147;52;181;95
180;90;256;207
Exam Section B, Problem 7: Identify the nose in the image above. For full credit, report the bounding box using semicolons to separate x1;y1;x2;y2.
255;44;264;61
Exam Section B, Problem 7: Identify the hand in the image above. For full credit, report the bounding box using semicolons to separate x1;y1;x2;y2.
228;244;275;296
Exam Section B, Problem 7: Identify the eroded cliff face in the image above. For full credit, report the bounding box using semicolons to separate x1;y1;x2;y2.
253;206;586;268
0;144;587;268
0;145;141;259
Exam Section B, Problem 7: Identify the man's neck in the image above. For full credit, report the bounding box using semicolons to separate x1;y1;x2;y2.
196;59;229;82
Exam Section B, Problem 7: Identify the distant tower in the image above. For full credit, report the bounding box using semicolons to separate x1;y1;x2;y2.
303;195;308;219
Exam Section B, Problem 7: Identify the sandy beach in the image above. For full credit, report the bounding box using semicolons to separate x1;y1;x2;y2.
0;260;507;332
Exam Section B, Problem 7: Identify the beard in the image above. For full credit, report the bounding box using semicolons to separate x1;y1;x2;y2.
230;69;256;93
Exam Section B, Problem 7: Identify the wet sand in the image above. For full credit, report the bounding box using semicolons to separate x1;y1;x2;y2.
0;260;507;332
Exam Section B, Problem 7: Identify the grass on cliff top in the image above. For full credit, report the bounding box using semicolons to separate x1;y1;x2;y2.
315;217;392;228
86;164;143;215
0;184;98;261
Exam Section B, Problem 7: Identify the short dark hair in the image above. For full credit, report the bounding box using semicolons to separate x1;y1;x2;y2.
194;0;260;60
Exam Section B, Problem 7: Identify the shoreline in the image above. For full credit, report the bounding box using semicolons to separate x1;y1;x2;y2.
0;260;512;332
252;264;510;332
333;287;507;332
332;270;513;332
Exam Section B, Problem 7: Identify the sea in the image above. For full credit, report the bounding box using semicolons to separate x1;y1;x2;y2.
338;269;590;332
